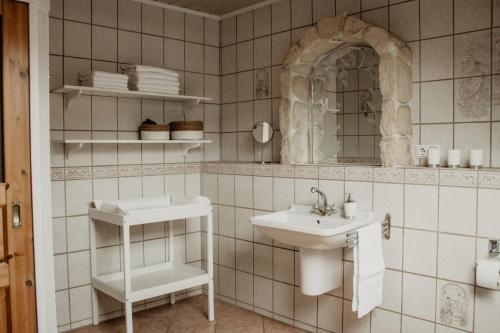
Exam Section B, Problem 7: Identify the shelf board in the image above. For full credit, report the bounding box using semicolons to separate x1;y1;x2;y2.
53;139;212;144
52;139;211;157
92;262;210;303
52;85;211;108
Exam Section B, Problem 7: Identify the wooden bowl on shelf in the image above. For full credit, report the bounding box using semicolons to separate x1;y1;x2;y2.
140;124;170;140
170;121;204;140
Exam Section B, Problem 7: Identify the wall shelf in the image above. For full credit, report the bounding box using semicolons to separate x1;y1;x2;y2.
52;139;212;158
52;85;212;109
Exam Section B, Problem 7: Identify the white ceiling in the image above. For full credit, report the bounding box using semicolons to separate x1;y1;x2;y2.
155;0;267;15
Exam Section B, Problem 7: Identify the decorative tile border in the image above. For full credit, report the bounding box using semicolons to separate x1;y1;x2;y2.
51;163;500;188
294;165;318;179
93;166;118;179
218;163;235;174
51;168;65;181
165;163;185;175
478;170;500;189
273;164;294;178
118;165;142;177
373;167;404;183
345;166;373;181
202;163;218;174
318;166;345;180
235;163;254;175
142;164;164;176
404;168;439;185
51;163;191;180
65;167;92;180
185;163;201;174
253;164;273;176
439;169;478;187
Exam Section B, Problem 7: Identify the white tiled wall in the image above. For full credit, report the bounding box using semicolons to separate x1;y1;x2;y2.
49;0;500;332
220;0;500;167
49;0;220;330
203;163;500;333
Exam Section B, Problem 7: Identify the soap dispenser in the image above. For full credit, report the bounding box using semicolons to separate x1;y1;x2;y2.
344;193;357;219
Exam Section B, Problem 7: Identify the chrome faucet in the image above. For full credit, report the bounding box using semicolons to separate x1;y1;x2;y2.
310;187;336;216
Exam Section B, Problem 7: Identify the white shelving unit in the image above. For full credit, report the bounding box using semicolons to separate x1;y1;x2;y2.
89;199;214;333
51;86;213;158
52;85;212;109
52;138;212;157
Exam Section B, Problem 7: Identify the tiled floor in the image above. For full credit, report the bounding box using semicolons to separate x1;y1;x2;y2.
70;295;307;333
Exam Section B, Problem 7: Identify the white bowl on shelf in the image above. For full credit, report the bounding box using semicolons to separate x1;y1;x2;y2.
170;131;204;140
141;131;170;140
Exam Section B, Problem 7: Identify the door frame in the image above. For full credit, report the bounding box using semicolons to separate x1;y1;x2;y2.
17;0;57;332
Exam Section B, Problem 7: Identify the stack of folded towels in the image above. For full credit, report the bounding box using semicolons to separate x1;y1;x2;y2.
122;64;180;95
78;71;128;90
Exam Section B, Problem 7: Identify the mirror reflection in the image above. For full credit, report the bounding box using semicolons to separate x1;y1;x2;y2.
252;121;274;144
311;45;382;164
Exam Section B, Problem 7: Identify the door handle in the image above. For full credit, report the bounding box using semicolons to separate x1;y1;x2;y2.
12;201;21;229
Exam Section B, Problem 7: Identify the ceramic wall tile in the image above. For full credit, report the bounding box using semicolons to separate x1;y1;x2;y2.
454;0;491;33
439;186;477;235
403;229;438;276
402;273;436;321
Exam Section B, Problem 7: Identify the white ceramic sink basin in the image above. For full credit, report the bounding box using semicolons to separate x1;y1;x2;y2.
251;204;375;295
251;204;374;250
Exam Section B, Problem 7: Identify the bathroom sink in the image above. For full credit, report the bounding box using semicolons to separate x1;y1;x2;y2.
251;204;374;250
251;204;375;295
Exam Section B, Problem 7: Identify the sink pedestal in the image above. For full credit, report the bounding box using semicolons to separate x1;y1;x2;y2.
299;248;342;296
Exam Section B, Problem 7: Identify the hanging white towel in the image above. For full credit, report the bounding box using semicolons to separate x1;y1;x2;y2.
352;223;385;318
121;64;180;78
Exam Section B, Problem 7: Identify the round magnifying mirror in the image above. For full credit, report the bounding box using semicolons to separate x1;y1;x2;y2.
252;121;274;144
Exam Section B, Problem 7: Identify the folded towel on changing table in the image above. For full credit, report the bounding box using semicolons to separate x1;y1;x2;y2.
93;195;211;215
94;195;172;215
352;222;385;318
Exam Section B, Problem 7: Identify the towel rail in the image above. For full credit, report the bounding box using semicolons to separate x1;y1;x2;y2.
345;213;391;249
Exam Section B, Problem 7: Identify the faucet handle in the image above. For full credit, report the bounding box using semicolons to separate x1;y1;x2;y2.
310;187;318;193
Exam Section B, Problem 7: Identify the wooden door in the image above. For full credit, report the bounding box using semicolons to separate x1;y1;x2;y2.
0;0;37;332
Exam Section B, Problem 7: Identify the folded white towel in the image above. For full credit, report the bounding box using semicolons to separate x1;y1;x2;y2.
93;195;211;215
121;64;180;78
79;71;128;81
128;77;180;87
94;195;172;215
80;81;128;90
123;70;179;82
80;78;128;86
129;83;180;91
352;223;385;318
128;84;179;94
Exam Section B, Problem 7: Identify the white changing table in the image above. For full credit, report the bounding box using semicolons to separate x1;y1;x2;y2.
89;197;214;333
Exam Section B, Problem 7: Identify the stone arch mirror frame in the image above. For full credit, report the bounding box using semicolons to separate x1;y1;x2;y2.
279;15;412;167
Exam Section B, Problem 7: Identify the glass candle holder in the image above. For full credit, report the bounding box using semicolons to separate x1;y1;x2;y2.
428;148;440;168
469;149;483;169
447;150;461;168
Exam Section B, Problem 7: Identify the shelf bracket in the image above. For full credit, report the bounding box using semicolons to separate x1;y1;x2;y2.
182;142;202;156
65;142;85;159
183;99;201;109
64;89;82;110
